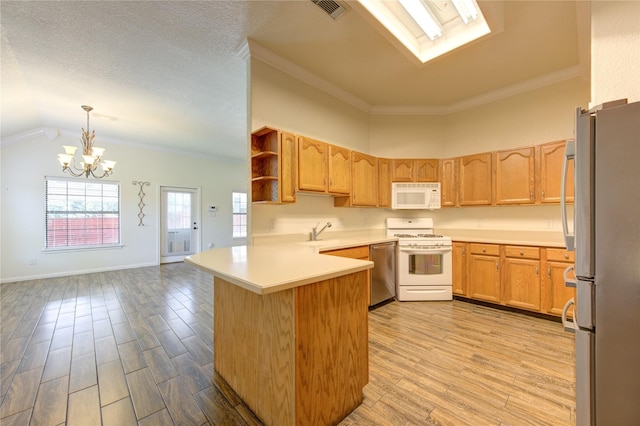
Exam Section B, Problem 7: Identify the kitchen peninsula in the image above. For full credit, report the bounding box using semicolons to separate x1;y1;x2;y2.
185;244;373;426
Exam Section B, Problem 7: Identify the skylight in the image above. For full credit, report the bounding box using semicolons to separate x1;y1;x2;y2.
356;0;491;63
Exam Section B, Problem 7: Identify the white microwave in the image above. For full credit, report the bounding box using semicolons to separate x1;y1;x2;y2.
391;182;441;210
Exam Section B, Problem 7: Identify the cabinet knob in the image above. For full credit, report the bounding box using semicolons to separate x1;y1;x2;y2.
564;253;569;259
482;247;486;253
519;250;524;256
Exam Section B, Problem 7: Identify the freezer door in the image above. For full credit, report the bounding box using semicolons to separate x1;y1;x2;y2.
573;107;595;279
575;328;595;426
575;278;594;330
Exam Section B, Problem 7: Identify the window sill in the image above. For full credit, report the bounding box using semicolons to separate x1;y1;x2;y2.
42;244;124;253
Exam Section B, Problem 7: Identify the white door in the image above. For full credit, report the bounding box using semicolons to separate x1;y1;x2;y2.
160;187;199;263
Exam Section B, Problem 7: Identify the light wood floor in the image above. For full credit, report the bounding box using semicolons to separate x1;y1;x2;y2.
1;263;575;425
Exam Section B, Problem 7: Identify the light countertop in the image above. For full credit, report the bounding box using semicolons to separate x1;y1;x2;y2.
185;244;373;295
440;229;567;247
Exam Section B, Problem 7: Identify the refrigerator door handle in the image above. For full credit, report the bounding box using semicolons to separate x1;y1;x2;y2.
561;298;576;333
562;139;575;251
563;265;576;288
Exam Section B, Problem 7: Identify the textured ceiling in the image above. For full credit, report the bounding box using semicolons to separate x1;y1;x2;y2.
1;1;589;160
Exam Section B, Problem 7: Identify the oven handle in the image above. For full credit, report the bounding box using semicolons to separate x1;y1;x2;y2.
399;248;452;254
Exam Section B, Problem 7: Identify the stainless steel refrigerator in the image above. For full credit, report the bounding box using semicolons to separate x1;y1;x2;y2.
561;99;640;425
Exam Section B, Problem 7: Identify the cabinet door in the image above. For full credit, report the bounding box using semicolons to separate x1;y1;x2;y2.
298;137;327;192
502;258;541;311
391;159;413;182
539;140;574;204
441;158;457;207
543;261;575;317
452;242;467;296
351;152;378;206
495;147;535;205
377;158;391;208
459;153;493;205
328;145;351;195
415;159;439;182
280;131;297;203
468;254;501;302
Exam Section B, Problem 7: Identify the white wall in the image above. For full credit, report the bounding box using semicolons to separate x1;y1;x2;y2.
591;1;640;105
1;132;247;282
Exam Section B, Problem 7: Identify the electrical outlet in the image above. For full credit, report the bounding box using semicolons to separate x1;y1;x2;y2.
544;220;553;229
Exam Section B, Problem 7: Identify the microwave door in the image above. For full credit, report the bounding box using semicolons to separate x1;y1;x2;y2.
574;107;596;279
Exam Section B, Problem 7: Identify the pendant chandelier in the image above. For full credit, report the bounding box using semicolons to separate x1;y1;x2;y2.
57;105;116;178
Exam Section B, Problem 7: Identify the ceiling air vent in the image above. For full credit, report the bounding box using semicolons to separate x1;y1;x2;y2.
310;0;347;20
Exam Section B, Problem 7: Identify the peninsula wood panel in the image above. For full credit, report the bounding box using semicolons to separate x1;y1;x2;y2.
213;272;368;426
295;271;368;426
213;277;295;426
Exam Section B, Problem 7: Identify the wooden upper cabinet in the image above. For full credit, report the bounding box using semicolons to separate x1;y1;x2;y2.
495;147;535;205
351;152;378;206
377;158;391;208
539;140;574;204
251;126;295;204
328;145;351;195
391;159;439;182
415;159;439;182
440;158;457;207
297;136;327;193
279;131;297;203
390;159;413;182
459;153;493;206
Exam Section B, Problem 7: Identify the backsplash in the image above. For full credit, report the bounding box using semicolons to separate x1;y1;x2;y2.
251;193;573;237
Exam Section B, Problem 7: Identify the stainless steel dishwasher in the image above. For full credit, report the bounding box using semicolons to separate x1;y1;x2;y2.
369;241;397;307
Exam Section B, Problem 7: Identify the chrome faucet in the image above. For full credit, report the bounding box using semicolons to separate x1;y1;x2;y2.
311;222;332;241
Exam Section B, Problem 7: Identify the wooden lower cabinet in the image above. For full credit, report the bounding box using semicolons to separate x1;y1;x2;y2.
502;246;541;312
452;242;467;296
457;241;574;318
467;244;501;303
542;248;576;317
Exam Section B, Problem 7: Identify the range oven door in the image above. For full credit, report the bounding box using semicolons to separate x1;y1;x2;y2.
397;246;452;286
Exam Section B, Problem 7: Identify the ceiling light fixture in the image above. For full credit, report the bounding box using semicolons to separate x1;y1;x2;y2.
452;0;478;24
57;105;116;179
398;0;442;41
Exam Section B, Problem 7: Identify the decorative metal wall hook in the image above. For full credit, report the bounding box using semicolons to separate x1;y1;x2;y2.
132;181;151;226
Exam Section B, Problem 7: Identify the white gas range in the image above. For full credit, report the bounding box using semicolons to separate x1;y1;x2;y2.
386;218;453;301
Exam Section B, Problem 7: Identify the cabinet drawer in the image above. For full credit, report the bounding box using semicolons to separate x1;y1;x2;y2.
546;248;574;262
322;245;369;259
468;243;500;256
505;246;540;259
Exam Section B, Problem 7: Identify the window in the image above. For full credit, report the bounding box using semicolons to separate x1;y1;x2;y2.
232;191;247;238
45;177;120;249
